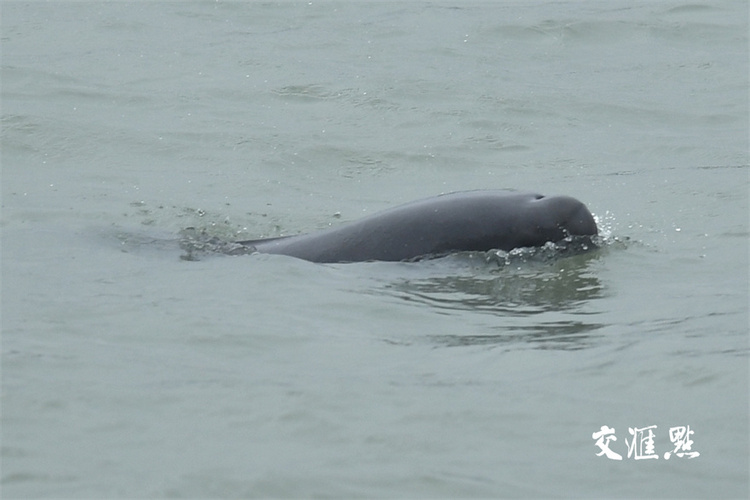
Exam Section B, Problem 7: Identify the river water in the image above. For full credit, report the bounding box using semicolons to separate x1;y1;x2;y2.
2;1;748;498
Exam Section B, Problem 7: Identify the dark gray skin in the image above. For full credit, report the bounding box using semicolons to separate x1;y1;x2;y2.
238;190;597;263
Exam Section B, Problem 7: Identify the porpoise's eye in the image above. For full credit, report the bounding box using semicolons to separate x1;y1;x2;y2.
534;195;544;200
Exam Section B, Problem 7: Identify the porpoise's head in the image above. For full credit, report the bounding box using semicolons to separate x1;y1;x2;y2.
514;193;597;248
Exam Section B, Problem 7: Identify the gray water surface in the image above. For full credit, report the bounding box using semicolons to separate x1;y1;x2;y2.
2;1;748;498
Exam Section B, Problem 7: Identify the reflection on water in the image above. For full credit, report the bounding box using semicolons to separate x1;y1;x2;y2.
430;321;604;350
386;241;604;314
388;261;602;315
380;241;608;349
